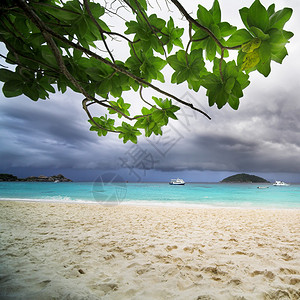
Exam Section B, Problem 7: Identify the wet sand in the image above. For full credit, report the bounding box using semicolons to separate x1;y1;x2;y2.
0;200;299;299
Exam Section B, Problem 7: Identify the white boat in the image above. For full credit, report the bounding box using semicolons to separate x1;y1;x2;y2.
169;178;185;185
257;186;269;189
273;180;290;186
54;180;60;183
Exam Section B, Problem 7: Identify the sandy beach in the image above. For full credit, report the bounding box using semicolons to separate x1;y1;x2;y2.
0;201;299;300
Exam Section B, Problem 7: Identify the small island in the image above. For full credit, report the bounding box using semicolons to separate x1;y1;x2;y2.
0;173;72;182
221;173;269;183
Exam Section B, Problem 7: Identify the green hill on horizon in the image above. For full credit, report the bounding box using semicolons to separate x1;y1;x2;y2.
221;173;269;183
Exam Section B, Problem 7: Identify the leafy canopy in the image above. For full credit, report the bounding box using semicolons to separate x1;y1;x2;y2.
0;0;293;143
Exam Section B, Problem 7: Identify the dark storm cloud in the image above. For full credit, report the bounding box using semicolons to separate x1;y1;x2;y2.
153;131;300;174
140;86;300;174
0;94;128;170
2;78;299;176
1;99;93;145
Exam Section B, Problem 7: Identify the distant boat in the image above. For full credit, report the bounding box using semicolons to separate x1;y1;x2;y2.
257;186;269;189
54;180;60;183
169;178;185;185
273;181;290;186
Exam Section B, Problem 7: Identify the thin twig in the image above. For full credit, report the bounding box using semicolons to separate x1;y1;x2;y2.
132;0;167;58
83;0;115;63
170;0;242;51
139;86;156;108
82;98;123;134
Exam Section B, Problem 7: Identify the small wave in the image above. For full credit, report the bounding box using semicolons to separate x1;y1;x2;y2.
0;196;77;203
1;197;299;209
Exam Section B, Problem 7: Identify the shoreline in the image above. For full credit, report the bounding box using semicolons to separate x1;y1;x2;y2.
1;198;299;210
1;200;300;299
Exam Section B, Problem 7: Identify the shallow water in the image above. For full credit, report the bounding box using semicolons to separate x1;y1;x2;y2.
0;181;299;209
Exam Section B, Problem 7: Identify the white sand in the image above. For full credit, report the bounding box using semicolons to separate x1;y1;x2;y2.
0;201;299;300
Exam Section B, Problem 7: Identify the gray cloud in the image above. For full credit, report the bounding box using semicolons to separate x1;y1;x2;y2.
0;93;131;170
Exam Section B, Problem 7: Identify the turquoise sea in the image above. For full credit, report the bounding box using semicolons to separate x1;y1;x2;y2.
0;181;299;209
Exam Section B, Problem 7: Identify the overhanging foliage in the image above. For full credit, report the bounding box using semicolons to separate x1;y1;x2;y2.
0;0;293;143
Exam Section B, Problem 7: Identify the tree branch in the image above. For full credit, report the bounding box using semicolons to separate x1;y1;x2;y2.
170;0;242;51
170;0;222;48
40;25;211;119
13;0;211;120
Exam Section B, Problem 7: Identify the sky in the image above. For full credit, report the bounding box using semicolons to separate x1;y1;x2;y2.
0;0;300;183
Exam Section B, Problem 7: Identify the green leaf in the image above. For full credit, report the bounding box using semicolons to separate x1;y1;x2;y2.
212;86;228;109
23;83;39;101
66;1;82;14
168;49;206;88
57;76;67;94
210;0;221;24
152;110;168;125
0;69;21;82
152;96;163;108
267;4;275;17
166;110;177;120
247;0;269;32
219;22;237;37
39;77;55;93
201;73;220;90
192;29;208;41
117;122;141;144
135;107;164;137
197;4;213;27
97;19;110;32
161;17;184;53
108;97;131;118
228;94;240;110
241;49;260;70
149;14;166;30
41;46;58;67
250;27;269;40
73;49;83;61
140;56;166;83
138;0;147;10
241;38;261;53
257;41;271;76
283;30;294;41
225;77;235;94
271;47;287;64
167;52;185;70
239;7;250;30
206;38;216;61
226;29;253;47
256;58;271;77
203;59;249;110
3;80;23;97
77;16;88;38
236;71;250;90
89;115;115;137
86;2;105;18
268;28;289;54
211;24;221;40
127;0;147;11
269;8;293;30
37;3;80;22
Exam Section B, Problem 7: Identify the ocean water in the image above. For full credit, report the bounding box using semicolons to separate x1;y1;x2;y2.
0;181;299;209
